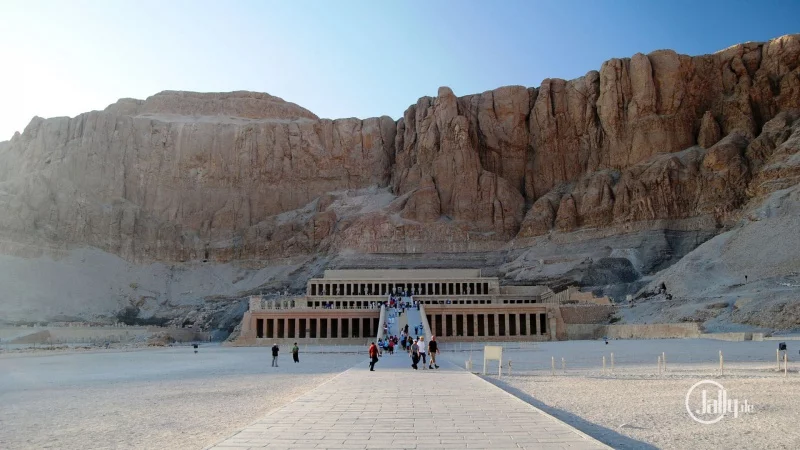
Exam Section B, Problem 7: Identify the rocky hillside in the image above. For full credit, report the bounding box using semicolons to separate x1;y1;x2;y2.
0;35;798;333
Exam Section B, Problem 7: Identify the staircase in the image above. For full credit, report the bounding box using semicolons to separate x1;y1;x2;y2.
405;304;425;339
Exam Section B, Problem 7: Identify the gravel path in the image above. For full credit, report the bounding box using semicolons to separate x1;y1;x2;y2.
0;345;364;449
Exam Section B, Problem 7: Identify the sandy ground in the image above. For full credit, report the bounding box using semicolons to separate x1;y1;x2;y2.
441;339;800;449
0;345;364;449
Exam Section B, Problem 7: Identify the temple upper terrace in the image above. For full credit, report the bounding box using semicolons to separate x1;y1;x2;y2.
303;269;556;306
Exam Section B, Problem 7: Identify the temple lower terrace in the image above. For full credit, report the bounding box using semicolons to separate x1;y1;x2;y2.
233;269;612;345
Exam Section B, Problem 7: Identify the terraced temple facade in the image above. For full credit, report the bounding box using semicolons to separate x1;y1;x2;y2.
234;269;611;345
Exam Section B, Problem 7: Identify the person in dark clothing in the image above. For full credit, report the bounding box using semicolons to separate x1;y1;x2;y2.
428;336;440;369
410;340;420;370
292;342;299;363
368;342;379;371
271;344;279;367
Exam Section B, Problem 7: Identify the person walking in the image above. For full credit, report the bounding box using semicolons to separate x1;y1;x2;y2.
292;342;300;363
410;339;420;370
417;336;427;369
271;343;279;367
369;342;379;372
428;336;440;369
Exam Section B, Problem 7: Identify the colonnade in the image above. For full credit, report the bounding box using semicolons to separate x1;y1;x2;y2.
308;280;493;297
427;312;548;338
255;316;379;340
309;300;381;309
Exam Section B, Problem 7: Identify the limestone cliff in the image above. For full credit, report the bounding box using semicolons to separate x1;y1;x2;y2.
0;35;799;329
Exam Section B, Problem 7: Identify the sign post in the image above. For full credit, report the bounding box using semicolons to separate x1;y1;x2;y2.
483;345;503;376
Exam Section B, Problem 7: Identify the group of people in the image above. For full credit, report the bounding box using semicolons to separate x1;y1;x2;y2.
368;334;440;371
270;342;301;367
377;335;398;355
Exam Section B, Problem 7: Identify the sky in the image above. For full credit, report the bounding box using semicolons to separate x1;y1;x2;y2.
0;0;798;140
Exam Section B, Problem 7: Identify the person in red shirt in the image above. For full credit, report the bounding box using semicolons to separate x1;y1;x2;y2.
368;342;379;371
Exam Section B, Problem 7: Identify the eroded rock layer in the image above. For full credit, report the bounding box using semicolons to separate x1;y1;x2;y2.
0;35;797;276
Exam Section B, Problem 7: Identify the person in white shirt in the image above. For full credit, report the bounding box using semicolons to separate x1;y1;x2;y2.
417;336;427;369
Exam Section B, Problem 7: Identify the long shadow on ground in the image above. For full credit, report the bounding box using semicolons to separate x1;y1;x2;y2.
483;377;658;450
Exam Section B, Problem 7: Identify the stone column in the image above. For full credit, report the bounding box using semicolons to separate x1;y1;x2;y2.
494;314;500;337
483;314;489;337
460;314;467;337
431;314;437;337
473;314;479;337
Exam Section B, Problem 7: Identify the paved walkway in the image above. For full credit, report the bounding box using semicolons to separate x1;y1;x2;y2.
210;354;608;450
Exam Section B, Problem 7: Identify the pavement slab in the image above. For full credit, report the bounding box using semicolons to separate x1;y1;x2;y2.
210;353;608;449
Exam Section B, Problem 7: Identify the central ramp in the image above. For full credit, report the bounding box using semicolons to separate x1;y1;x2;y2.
210;355;607;449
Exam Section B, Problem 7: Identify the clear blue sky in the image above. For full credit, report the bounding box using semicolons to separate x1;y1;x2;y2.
1;0;798;140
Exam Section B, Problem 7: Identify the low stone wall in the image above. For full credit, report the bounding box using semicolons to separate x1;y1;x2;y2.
565;324;606;340
559;305;615;324
607;323;701;339
1;326;208;345
8;330;52;344
700;332;753;342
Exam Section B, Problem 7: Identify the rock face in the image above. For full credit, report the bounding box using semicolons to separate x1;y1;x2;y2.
698;111;722;148
0;34;798;267
105;91;320;121
0;92;396;262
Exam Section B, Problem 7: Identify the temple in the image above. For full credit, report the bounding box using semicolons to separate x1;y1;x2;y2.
232;269;612;345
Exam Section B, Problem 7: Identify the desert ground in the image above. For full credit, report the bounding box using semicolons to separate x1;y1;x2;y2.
3;339;799;449
0;345;364;449
441;339;800;449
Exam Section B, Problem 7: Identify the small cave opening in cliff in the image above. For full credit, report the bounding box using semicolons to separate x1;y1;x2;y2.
203;249;209;262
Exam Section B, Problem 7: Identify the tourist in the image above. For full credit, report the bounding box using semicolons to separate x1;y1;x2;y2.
410;339;420;370
388;339;394;355
428;336;439;369
369;342;379;371
414;326;418;335
418;336;427;369
271;343;279;367
292;342;299;363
